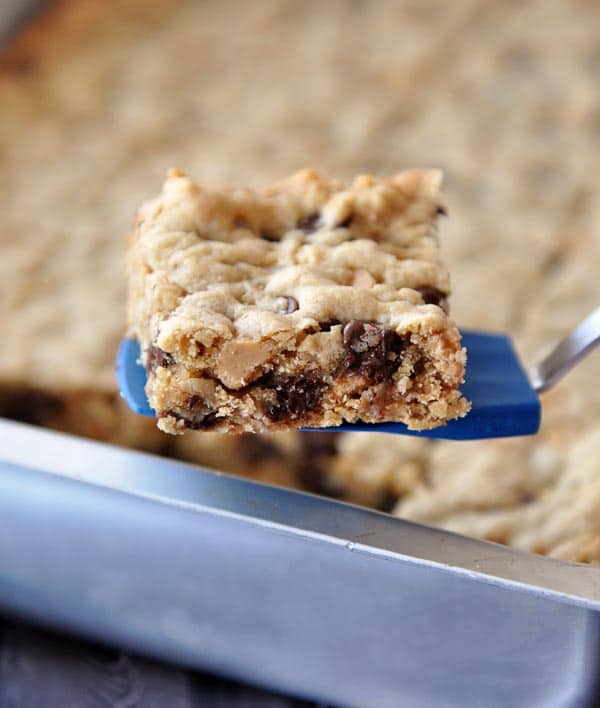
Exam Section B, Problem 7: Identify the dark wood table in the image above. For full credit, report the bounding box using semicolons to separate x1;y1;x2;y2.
0;617;327;707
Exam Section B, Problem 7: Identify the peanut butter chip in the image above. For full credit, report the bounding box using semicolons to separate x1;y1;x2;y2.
217;340;274;389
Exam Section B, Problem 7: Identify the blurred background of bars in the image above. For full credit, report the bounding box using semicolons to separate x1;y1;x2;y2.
1;0;600;563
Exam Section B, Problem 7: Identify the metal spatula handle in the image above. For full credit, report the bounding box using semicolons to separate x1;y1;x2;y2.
529;307;600;393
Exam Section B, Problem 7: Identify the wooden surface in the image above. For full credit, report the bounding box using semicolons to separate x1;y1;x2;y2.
0;617;323;708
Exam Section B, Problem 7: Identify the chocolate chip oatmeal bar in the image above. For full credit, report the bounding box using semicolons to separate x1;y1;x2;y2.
128;168;469;434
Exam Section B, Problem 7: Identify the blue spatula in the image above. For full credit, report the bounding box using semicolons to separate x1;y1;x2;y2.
117;308;600;440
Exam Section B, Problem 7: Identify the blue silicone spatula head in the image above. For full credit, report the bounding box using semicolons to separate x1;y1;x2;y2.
117;330;541;440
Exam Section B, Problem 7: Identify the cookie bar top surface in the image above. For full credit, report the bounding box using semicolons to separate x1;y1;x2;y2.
129;167;450;344
128;168;468;433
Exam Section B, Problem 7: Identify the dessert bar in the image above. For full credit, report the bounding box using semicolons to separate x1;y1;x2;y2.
128;169;469;433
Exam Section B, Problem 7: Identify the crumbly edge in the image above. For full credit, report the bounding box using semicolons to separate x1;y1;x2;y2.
146;321;468;433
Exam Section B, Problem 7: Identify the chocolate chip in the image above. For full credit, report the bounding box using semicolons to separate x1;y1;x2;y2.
259;231;279;242
319;319;341;331
259;373;324;422
193;341;206;357
199;412;220;429
297;212;321;234
277;296;299;314
337;213;354;228
168;409;219;430
186;394;206;410
342;320;407;382
412;357;427;377
189;411;219;430
435;204;448;216
343;320;368;350
415;287;449;314
146;345;175;370
166;395;219;430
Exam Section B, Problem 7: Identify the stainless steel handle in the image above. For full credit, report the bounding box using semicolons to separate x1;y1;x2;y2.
529;307;600;393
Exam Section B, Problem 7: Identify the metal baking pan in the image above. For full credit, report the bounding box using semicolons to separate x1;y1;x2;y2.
0;418;599;708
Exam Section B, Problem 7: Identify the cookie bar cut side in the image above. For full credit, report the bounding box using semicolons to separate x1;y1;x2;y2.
127;168;470;434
